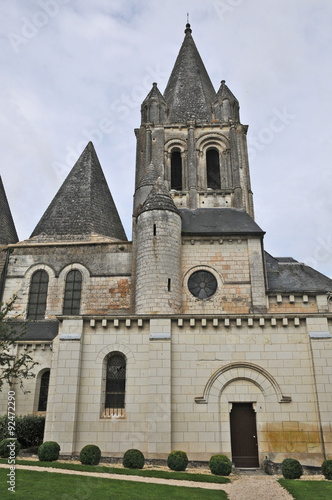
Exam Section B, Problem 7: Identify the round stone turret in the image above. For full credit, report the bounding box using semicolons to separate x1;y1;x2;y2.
214;80;240;123
141;83;167;125
135;178;182;314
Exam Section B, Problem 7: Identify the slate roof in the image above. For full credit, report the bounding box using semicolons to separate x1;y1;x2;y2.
0;176;18;245
265;252;332;293
216;80;239;104
30;142;127;242
10;321;59;342
180;208;264;236
139;178;179;215
163;23;217;123
139;163;159;188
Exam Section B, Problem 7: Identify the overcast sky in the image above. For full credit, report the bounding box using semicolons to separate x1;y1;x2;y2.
1;0;332;278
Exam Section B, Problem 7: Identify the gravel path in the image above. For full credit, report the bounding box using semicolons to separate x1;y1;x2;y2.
1;463;324;499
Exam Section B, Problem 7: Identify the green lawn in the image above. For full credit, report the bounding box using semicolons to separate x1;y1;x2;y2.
0;458;230;484
279;479;332;499
0;469;228;500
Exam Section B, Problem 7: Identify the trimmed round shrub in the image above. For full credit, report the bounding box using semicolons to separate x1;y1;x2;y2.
38;441;60;462
122;449;145;469
167;450;189;471
281;458;303;479
79;445;101;465
322;459;332;480
209;454;232;476
0;438;21;458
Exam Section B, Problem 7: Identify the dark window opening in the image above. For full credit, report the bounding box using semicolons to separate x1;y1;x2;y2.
63;270;82;315
207;149;221;189
168;278;171;292
38;370;50;412
171;151;182;190
105;354;126;416
153;224;156;236
27;270;49;320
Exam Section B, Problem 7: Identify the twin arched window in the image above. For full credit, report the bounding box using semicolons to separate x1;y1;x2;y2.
105;353;126;416
27;268;83;319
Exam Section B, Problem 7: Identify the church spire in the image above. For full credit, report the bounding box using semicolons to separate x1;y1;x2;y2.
0;176;18;244
30;142;127;242
163;22;216;123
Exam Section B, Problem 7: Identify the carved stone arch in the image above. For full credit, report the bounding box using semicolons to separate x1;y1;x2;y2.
195;362;291;404
96;343;135;364
196;132;230;154
25;263;56;280
58;263;90;282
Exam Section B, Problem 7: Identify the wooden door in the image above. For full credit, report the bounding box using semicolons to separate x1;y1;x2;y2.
230;403;259;467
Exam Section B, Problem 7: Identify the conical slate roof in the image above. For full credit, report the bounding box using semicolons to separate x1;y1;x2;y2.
139;163;159;188
139;178;179;215
31;142;127;242
163;23;217;123
0;176;18;244
216;80;239;103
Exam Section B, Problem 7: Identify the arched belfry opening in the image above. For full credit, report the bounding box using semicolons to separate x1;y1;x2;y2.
206;148;221;189
171;149;182;190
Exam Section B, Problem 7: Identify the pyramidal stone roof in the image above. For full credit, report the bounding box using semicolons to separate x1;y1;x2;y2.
216;80;239;103
139;163;159;188
163;23;217;123
139;178;179;215
30;142;127;242
0;176;18;245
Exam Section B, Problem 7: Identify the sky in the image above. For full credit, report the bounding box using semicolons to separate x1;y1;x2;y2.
1;0;332;278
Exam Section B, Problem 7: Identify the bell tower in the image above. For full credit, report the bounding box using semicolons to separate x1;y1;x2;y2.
133;23;254;218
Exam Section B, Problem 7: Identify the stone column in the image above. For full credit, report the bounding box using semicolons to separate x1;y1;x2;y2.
230;124;243;209
248;238;267;313
44;318;83;455
187;122;197;209
147;318;172;458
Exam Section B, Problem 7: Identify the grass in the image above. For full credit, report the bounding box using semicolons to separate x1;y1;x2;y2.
279;479;332;499
0;469;228;500
0;458;230;484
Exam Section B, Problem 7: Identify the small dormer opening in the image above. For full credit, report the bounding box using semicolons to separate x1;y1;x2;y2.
171;149;182;190
206;148;221;189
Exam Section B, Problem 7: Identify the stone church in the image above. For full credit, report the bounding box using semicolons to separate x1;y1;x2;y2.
1;23;331;468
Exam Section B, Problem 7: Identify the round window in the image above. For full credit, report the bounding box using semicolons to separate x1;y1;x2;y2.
188;270;217;299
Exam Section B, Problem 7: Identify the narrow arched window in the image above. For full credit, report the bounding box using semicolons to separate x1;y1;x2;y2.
206;148;221;189
27;270;49;320
38;370;50;412
105;353;126;416
171;150;182;190
63;270;82;315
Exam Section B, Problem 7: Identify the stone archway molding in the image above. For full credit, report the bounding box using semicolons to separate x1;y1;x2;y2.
194;361;291;404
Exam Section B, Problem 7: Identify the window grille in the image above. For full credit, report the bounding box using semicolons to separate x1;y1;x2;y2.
63;270;82;315
27;270;49;320
105;354;126;417
38;370;50;411
188;270;217;299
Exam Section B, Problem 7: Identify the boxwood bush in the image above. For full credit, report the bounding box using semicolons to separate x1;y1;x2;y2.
122;449;145;469
209;454;232;476
38;441;60;462
167;450;189;471
0;415;45;448
281;458;303;479
322;459;332;480
0;438;21;458
79;445;101;465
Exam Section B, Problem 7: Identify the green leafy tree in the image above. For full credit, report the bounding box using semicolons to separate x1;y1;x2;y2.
0;296;38;392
